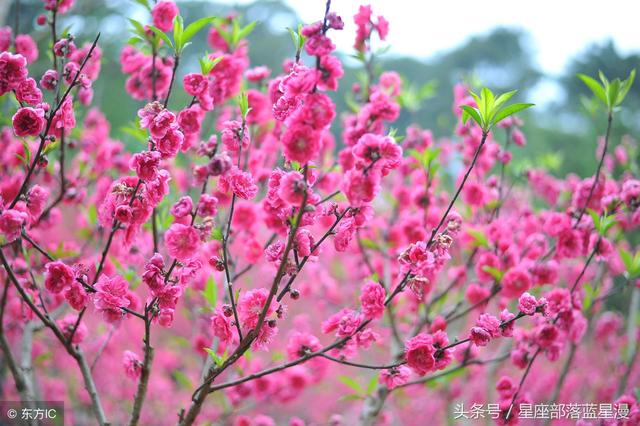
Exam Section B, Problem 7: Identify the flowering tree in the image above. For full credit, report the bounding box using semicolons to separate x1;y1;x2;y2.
0;0;639;425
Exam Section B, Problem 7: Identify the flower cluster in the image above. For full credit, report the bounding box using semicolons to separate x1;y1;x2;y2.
0;1;637;426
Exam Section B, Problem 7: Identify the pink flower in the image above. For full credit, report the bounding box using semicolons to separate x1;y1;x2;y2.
170;196;193;218
380;365;411;389
245;66;270;82
475;251;500;283
142;253;165;292
93;275;130;324
149;109;176;139
462;181;486;207
278;171;307;206
500;310;516;337
0;27;10;52
12;107;45;137
183;73;208;97
207;153;233;176
501;267;531;299
286;331;321;360
40;69;58;91
237;288;277;329
352;133;403;172
44;261;75;294
59;315;87;344
26;185;49;219
556;229;583;259
197;194;218;217
14;35;39;64
282;124;321;164
336;310;362;337
404;333;436;376
164;223;201;261
496;376;516;400
317;55;343;91
0;52;28;94
469;326;492;347
151;1;179;32
221;120;249;152
44;0;74;13
511;127;526;146
211;307;233;343
470;313;502;346
123;350;142;379
518;292;538;315
64;282;89;311
432;330;453;369
621;179;640;207
360;280;385;320
177;106;203;134
536;324;559;348
0;209;28;242
375;16;389;40
130;150;162;181
343;169;381;207
225;167;258;200
155;126;184;158
15;78;43;105
320;308;361;337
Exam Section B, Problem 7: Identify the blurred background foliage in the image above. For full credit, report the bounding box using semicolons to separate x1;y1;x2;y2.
4;0;640;177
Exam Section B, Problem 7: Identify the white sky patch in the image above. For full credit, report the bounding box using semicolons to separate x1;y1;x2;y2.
224;0;640;76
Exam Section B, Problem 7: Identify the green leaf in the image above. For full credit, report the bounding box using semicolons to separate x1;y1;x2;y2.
338;375;364;395
493;90;517;110
128;18;146;38
20;140;31;165
366;375;379;393
617;69;636;106
577;73;607;105
607;79;621;109
127;36;144;46
620;248;634;273
600;214;617;235
87;204;97;226
173;15;184;52
492;103;534;126
213;22;232;47
587;209;601;232
236;21;257;43
182;16;216;46
173;370;193;389
480;87;495;120
42;140;59;156
482;266;503;282
238;92;251;119
211;228;223;241
360;238;379;250
199;55;224;75
148;25;174;50
203;276;218;308
467;228;489;249
133;0;152;12
583;282;595;312
460;105;482;127
204;348;225;366
338;394;364;402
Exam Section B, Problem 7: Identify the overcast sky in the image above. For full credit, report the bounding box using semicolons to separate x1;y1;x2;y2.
227;0;639;76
